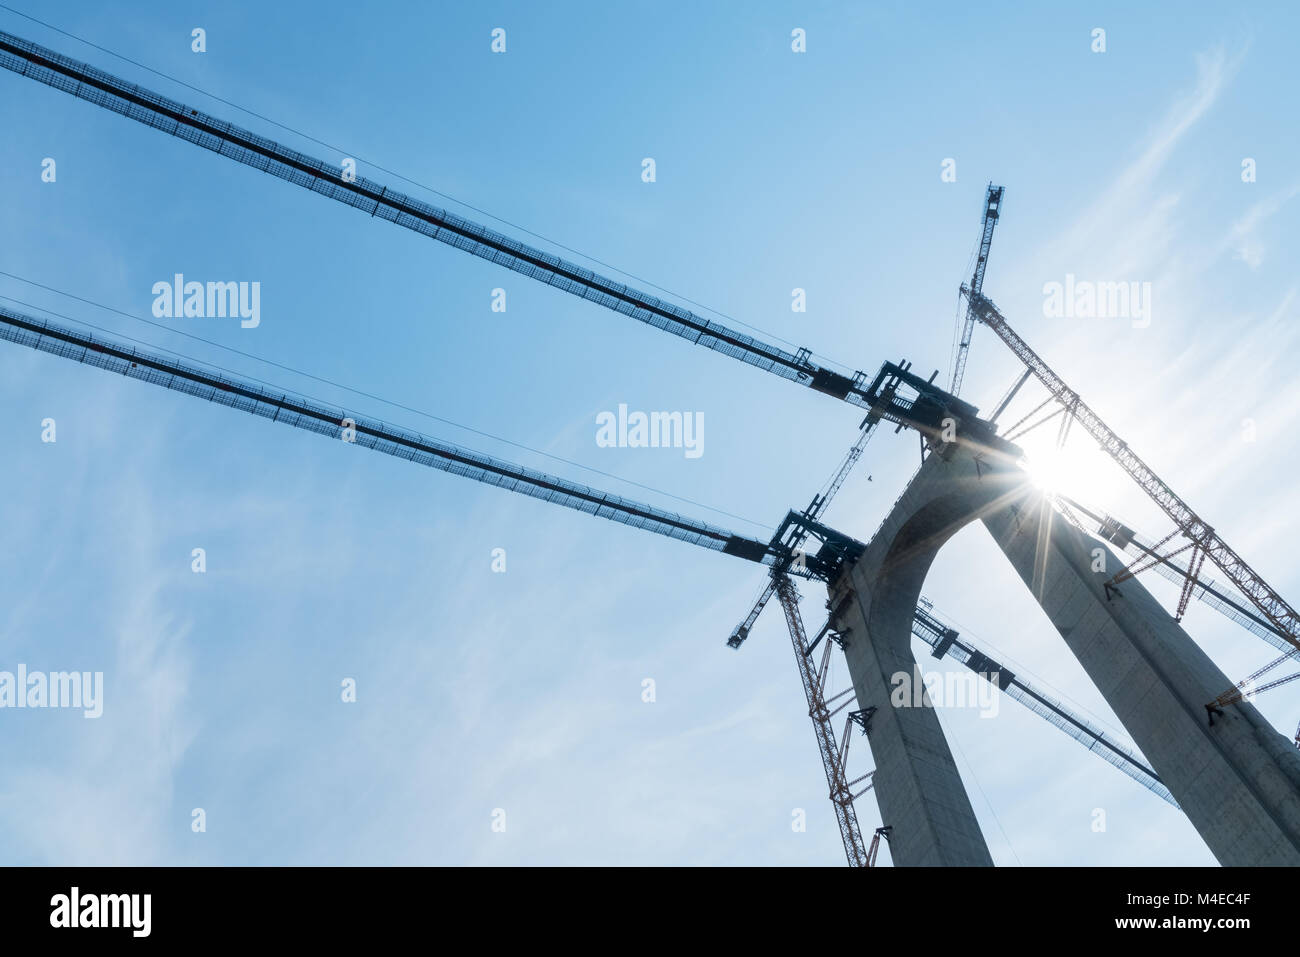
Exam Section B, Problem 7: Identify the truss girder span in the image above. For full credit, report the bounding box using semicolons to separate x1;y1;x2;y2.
0;305;811;576
0;30;874;407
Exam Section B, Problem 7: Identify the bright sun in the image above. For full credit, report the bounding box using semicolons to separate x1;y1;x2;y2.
1019;439;1119;502
1025;452;1068;492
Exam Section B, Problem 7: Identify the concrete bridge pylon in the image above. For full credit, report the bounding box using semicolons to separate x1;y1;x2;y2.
827;436;1300;866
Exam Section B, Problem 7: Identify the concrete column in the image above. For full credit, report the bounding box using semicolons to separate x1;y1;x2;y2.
828;445;1025;865
983;489;1300;866
830;437;1300;865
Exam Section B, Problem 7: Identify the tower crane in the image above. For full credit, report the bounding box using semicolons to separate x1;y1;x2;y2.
945;184;1300;715
4;30;1296;697
0;299;1181;871
726;424;879;866
950;184;1004;396
774;574;876;867
2;27;1296;864
741;404;1185;862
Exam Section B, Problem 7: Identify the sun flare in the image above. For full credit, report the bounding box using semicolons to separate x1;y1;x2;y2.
1018;438;1119;502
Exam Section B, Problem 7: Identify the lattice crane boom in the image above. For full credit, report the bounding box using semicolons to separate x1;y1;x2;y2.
808;418;875;516
774;576;870;867
1062;496;1297;655
950;184;1004;396
728;420;876;648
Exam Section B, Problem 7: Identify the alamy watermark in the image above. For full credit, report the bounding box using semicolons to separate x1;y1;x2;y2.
50;887;150;937
596;404;703;459
890;665;1000;718
1042;274;1151;328
152;274;261;328
0;665;102;718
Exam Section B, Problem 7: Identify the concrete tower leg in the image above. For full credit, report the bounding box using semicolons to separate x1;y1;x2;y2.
982;489;1300;866
829;439;1300;866
826;448;1026;866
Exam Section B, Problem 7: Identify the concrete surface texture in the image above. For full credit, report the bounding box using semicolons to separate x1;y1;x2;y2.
828;438;1300;866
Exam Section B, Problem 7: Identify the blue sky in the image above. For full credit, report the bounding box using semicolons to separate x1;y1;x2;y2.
0;0;1298;865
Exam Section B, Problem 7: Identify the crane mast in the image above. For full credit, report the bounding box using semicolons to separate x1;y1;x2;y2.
774;576;871;866
722;417;879;863
950;184;1004;396
728;418;876;648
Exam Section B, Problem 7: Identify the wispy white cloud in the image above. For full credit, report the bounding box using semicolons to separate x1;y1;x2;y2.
0;389;196;865
1220;183;1300;270
1042;45;1243;282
